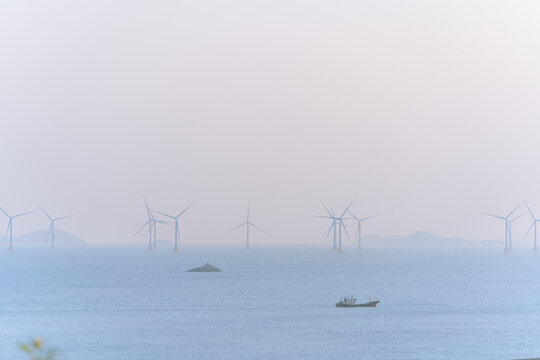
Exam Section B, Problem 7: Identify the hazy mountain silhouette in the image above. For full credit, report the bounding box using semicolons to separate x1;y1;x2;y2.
5;229;85;246
363;231;502;247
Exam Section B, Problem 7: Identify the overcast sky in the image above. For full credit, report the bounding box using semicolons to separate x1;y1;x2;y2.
1;0;540;246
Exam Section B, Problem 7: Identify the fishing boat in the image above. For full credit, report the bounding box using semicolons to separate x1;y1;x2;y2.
335;295;379;308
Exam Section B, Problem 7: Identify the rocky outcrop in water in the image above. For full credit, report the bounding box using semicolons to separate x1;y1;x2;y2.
186;263;222;272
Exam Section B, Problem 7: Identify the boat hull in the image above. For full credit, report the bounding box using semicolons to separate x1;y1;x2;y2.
335;300;379;308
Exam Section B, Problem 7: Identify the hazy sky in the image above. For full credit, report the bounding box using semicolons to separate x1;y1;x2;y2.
1;0;540;246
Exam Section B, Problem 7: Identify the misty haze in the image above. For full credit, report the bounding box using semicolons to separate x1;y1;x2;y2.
2;1;540;359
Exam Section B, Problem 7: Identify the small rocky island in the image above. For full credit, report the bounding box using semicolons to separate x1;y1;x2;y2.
186;263;222;272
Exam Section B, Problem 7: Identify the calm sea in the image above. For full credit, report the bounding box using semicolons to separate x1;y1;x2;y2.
2;245;540;360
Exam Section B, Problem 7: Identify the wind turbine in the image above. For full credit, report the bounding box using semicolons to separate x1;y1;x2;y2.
317;199;354;253
483;201;523;254
523;202;540;252
155;201;196;252
136;198;167;251
0;208;34;252
348;211;378;250
231;204;263;249
39;206;73;249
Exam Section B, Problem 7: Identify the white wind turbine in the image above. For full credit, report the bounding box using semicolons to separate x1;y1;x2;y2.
156;201;196;252
135;198;168;250
523;202;540;252
0;208;34;252
231;204;263;249
318;199;355;253
483;201;523;253
39;206;73;249
348;211;378;250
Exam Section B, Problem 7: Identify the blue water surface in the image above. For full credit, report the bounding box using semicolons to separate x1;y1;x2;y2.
1;245;540;360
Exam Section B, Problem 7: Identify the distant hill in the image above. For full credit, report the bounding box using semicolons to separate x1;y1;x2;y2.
6;229;85;247
363;231;502;248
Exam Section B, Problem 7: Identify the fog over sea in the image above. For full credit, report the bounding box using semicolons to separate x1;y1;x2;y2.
2;246;540;360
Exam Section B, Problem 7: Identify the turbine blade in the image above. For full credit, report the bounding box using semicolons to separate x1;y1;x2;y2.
523;221;535;240
135;220;151;236
323;223;334;239
3;223;9;242
340;198;356;218
143;227;151;239
231;222;247;232
360;214;379;222
144;198;154;220
177;201;196;218
315;216;333;219
344;227;353;245
54;215;74;221
510;213;525;223
155;210;175;219
507;200;524;219
249;222;264;233
341;220;351;240
482;212;505;220
13;210;34;218
347;211;360;221
320;201;334;217
526;202;535;220
0;208;9;218
38;206;53;221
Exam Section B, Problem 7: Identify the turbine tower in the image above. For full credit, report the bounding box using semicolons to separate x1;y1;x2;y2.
523;202;540;252
318;199;355;253
146;199;158;249
483;201;523;254
335;200;355;253
231;204;263;249
39;206;73;249
156;201;196;252
348;211;378;250
0;208;34;252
